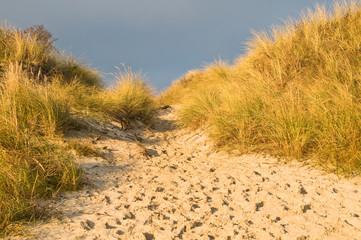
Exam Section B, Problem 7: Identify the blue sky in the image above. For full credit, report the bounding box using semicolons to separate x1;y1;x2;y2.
0;0;337;91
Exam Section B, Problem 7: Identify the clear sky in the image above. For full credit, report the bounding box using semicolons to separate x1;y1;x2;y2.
0;0;337;91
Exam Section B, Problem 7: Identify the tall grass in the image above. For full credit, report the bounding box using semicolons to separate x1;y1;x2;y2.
162;1;361;175
0;24;155;235
0;64;80;234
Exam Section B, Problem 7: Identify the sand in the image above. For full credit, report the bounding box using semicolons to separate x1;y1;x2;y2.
7;106;361;240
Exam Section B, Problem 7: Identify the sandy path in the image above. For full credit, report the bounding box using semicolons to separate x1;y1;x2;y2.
8;107;361;240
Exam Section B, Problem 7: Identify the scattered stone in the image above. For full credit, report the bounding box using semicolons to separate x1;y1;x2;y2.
255;202;264;211
212;187;220;191
353;213;360;218
124;204;130;209
300;186;308;195
247;220;254;225
206;196;212;202
143;232;154;240
211;207;218;214
123;212;136;220
208;235;215;240
191;222;203;229
81;222;90;231
105;223;116;229
82;220;95;230
210;168;216;172
254;171;261;176
272;217;281;223
147;204;159;211
156;187;165;192
222;200;229;206
230;215;235;220
191;204;200;211
333;188;338;193
170;165;177;170
177;226;187;239
302;205;311;213
116;230;125;235
187;157;192;161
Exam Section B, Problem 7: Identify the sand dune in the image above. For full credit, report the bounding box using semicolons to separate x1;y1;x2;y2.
8;107;361;240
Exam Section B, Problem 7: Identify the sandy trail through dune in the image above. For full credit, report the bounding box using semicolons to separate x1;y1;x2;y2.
8;107;361;240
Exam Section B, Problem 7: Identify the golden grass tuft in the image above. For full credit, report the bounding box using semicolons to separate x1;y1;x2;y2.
0;24;156;235
162;1;361;175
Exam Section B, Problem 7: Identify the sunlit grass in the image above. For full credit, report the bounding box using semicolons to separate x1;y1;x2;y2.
162;1;361;175
0;24;156;236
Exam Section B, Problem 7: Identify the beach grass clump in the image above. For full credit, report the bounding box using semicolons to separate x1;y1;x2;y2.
0;24;156;235
102;66;155;127
162;1;361;175
0;64;80;234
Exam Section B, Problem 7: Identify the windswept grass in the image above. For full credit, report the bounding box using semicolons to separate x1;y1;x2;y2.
104;66;155;126
0;24;155;235
0;64;80;234
162;1;361;175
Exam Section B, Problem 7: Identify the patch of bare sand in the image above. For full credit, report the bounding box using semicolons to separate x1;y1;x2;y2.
6;107;361;240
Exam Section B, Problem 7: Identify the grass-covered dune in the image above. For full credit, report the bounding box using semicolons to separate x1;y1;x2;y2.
161;1;361;175
0;24;155;235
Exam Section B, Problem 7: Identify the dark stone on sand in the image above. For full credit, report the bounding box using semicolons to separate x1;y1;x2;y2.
300;186;308;195
143;233;154;240
147;204;159;211
177;226;187;239
191;222;203;229
105;223;116;229
83;220;95;230
211;207;218;214
123;212;136;220
116;230;125;235
302;205;311;213
255;202;264;211
191;204;200;211
272;217;281;223
156;187;165;192
105;196;111;204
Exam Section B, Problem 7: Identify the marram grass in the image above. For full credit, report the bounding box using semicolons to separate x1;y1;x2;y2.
162;1;361;175
0;25;155;235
